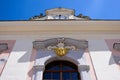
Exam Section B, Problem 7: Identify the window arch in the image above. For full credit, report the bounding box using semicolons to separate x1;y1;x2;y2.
43;60;81;80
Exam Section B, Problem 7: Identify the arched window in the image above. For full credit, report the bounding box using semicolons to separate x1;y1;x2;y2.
43;60;81;80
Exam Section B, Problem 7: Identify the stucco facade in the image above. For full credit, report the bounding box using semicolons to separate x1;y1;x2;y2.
0;20;120;80
0;7;120;80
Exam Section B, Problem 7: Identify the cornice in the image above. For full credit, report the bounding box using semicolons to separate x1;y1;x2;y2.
0;21;120;34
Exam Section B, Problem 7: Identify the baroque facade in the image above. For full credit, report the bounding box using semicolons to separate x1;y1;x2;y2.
0;8;120;80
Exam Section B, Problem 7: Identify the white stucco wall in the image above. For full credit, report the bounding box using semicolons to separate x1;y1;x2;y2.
88;39;120;80
0;34;120;80
0;39;33;80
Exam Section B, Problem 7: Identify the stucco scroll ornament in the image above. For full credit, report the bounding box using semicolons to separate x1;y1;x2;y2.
47;38;76;57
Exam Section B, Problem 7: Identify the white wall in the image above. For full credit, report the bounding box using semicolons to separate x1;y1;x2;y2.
0;39;33;80
88;39;120;80
0;35;120;80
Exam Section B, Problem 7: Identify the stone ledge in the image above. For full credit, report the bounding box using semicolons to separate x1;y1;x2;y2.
34;65;45;70
78;64;90;71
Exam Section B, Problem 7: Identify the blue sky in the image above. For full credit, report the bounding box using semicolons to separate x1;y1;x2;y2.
0;0;120;20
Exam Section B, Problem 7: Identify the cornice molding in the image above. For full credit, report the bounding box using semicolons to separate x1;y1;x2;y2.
0;21;120;32
0;21;120;34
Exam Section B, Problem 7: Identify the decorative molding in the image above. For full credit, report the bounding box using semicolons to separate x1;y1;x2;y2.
77;13;91;20
113;43;120;51
78;64;90;71
33;38;88;50
45;8;74;16
29;13;45;20
30;8;90;20
34;65;45;71
0;43;8;52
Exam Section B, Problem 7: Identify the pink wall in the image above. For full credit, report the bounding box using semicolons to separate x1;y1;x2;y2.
26;49;37;80
85;49;97;80
0;40;15;76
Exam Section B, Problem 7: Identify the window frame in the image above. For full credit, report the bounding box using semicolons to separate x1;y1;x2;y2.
43;60;81;80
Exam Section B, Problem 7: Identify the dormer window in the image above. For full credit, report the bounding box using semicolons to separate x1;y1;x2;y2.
54;15;59;19
59;15;67;19
29;8;90;20
54;15;67;19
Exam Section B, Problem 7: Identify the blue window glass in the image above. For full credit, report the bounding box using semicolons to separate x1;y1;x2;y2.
62;65;74;70
43;72;51;79
48;65;60;70
62;72;70;80
53;72;60;80
71;72;79;80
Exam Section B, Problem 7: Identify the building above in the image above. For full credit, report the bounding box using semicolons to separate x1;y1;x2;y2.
29;8;90;20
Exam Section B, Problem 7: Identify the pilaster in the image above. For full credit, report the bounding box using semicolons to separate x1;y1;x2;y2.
34;65;45;80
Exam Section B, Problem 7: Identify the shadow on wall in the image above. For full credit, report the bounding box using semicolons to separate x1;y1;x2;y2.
18;51;35;63
17;49;85;63
105;39;120;66
109;54;120;65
